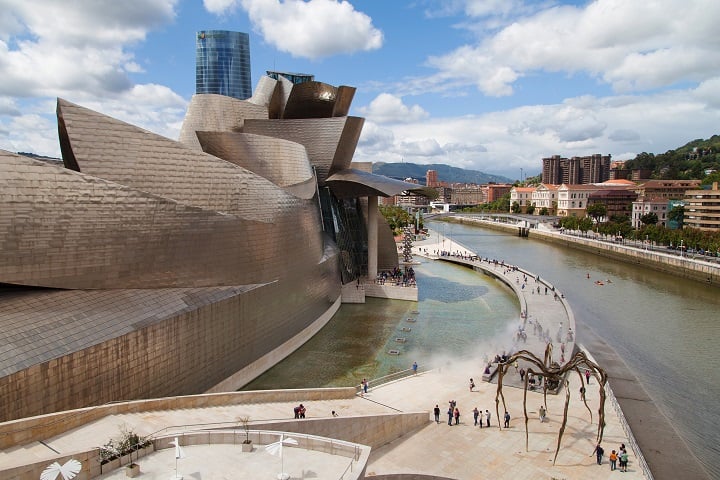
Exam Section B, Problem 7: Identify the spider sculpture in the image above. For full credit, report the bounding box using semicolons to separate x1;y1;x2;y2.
494;344;608;465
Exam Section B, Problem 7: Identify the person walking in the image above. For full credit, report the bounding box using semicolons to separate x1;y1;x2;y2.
504;411;510;428
473;407;479;426
609;450;618;471
539;405;546;423
485;409;491;427
447;407;453;426
434;405;440;424
619;450;628;472
412;361;418;374
469;378;475;391
592;443;604;465
585;369;591;384
454;407;460;425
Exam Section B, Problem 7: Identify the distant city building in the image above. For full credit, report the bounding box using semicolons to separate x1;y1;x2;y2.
542;154;611;185
485;184;512;203
684;182;720;230
667;199;686;230
556;184;598;217
426;169;438;187
451;184;483;205
531;184;559;213
587;188;638;222
632;198;669;229
196;30;252;99
509;186;535;213
634;179;701;201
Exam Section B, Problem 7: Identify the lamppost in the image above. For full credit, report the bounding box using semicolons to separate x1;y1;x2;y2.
645;235;649;251
680;239;684;258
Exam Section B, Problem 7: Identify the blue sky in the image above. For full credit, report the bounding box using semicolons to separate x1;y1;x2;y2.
1;0;719;180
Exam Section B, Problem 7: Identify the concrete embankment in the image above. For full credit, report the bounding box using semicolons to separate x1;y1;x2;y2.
445;216;720;287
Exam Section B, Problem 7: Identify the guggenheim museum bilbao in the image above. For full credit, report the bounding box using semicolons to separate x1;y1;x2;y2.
0;73;423;422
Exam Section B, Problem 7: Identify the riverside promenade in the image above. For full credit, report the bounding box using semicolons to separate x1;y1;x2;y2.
0;232;650;480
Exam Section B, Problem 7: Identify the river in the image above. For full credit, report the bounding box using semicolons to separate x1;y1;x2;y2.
245;220;720;479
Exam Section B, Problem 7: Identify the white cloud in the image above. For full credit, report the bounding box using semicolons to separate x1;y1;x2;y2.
415;0;720;97
0;1;188;156
203;0;239;14
358;93;429;124
237;0;383;59
356;88;720;178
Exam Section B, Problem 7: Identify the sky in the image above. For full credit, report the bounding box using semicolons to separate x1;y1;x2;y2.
1;0;719;180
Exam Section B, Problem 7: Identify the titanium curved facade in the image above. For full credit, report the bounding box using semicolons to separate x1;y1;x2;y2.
196;30;251;100
0;72;426;422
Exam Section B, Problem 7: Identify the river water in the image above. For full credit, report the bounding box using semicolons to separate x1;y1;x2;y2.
245;220;720;479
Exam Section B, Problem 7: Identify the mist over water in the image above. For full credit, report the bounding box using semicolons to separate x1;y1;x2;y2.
429;220;720;479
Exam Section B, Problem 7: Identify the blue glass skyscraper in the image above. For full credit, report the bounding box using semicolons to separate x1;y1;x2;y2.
196;30;251;100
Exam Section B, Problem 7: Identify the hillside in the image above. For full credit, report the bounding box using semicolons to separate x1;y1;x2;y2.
622;135;720;181
373;162;512;185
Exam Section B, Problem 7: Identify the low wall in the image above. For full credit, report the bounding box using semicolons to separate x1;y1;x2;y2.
364;283;418;301
0;387;356;450
449;216;720;287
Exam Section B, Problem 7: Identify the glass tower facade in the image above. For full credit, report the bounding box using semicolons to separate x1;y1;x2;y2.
196;30;251;100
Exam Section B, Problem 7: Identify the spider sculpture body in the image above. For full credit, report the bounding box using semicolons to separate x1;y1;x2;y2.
494;344;608;465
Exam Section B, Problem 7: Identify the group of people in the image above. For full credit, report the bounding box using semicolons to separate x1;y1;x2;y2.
594;442;630;472
376;266;415;286
293;404;306;419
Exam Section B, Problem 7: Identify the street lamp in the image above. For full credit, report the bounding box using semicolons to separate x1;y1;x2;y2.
645;235;649;251
680;239;684;258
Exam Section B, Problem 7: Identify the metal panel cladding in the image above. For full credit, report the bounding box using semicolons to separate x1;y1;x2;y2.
196;30;252;100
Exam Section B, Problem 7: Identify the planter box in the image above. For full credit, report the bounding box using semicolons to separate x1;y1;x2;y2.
125;463;140;478
241;441;253;452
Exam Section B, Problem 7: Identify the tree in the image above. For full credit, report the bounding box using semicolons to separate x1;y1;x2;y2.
379;205;413;235
668;205;685;227
526;203;536;215
640;212;658;226
586;203;607;223
578;217;593;235
511;201;521;213
539;207;549;215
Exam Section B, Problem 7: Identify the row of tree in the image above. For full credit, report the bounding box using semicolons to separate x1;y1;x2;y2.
558;205;720;254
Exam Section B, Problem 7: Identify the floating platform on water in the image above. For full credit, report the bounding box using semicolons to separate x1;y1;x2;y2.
406;318;416;323
395;337;407;343
401;327;412;332
387;349;401;355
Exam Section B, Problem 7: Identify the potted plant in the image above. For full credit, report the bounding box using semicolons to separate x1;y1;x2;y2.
125;462;140;478
239;416;253;452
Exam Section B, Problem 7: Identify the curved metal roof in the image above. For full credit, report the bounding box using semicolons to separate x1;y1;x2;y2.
326;168;434;198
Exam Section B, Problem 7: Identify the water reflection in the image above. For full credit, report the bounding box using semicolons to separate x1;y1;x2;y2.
243;258;517;390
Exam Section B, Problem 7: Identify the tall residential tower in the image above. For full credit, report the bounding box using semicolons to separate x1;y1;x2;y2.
196;30;252;99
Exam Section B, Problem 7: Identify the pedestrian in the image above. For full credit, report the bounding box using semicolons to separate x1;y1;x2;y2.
539;405;546;423
609;450;618;471
485;409;491;427
585;369;591;384
434;404;440;424
412;361;418;374
592;443;604;465
469;378;475;391
299;404;306;419
473;407;479;426
619;450;629;472
447;407;453;426
513;360;519;373
504;411;510;428
580;385;586;401
293;405;300;419
519;367;525;382
454;407;460;425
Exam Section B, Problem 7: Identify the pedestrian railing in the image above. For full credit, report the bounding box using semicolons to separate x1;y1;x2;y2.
605;384;654;480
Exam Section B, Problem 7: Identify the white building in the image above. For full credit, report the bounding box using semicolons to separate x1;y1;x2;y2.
631;198;668;229
530;184;559;214
509;186;535;213
556;184;598;217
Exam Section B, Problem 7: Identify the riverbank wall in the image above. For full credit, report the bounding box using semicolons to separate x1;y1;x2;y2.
446;216;720;287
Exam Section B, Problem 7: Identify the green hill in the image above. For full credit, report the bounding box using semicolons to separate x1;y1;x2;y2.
372;162;512;184
623;135;720;180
